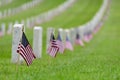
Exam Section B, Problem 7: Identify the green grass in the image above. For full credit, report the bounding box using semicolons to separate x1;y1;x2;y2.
0;0;120;79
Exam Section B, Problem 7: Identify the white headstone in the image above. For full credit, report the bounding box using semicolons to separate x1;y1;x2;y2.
30;17;34;28
58;28;66;44
1;23;6;36
70;28;76;45
58;28;64;41
11;24;24;63
78;26;84;40
26;18;30;28
33;27;42;58
7;22;13;34
65;29;71;40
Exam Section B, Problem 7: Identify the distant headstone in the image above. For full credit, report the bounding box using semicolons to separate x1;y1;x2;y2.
26;18;30;28
33;27;42;58
70;28;76;45
78;26;84;40
58;28;64;42
1;23;6;36
7;22;13;34
30;17;35;28
65;29;70;41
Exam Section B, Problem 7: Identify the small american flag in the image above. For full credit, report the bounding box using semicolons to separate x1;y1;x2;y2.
57;33;64;53
65;35;73;51
75;33;84;47
47;33;59;57
83;33;90;43
17;32;36;66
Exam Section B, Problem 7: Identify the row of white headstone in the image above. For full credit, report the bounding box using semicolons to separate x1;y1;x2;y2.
0;0;76;36
0;0;43;19
11;0;110;64
72;0;110;43
11;24;75;63
11;24;42;63
46;0;111;48
0;0;13;7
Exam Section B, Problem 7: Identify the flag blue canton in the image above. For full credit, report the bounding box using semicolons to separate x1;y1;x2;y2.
21;32;29;47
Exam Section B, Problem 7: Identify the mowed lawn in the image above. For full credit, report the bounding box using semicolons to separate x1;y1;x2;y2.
0;0;120;80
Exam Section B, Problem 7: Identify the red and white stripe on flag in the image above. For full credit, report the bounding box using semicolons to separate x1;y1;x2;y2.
47;40;59;57
17;43;36;66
